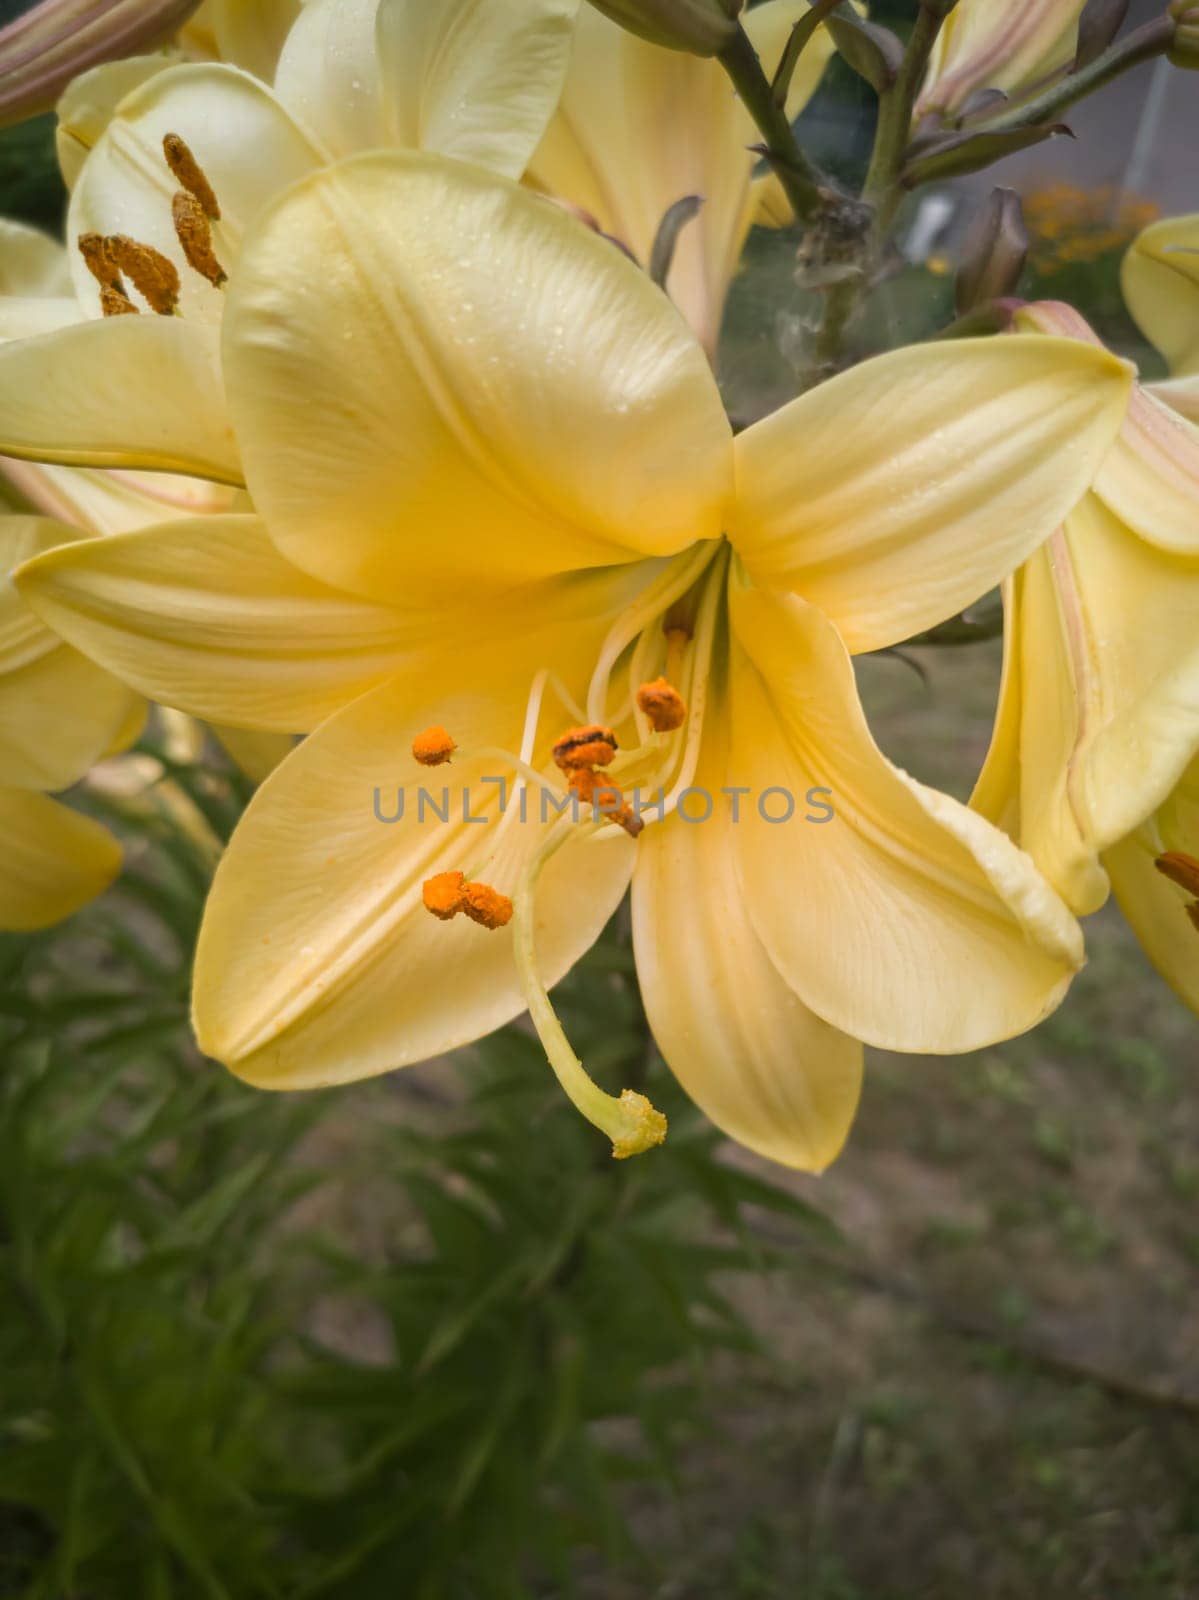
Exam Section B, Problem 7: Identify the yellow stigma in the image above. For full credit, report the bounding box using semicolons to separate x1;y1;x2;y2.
609;1090;668;1160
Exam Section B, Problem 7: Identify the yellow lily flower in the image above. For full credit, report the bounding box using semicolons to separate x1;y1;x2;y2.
1122;212;1199;425
972;302;1199;973
527;0;835;355
917;0;1086;118
13;154;1131;1168
0;515;136;929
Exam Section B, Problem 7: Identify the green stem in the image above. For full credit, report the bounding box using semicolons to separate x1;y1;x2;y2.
810;0;954;375
717;21;828;222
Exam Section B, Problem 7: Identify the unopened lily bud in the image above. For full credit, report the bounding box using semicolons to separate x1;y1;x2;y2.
955;187;1029;314
0;0;202;128
585;0;741;56
917;0;1089;118
1168;0;1199;66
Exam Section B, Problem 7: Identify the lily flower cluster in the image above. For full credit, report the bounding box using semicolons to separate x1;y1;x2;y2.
0;0;1194;1174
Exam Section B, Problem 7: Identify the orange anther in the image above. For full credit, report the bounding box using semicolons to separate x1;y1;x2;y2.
568;768;642;838
100;285;137;317
552;724;617;771
172;192;227;288
105;234;180;315
412;725;456;766
1156;851;1199;897
78;232;120;290
636;676;686;733
422;870;466;921
163;133;220;219
461;882;514;930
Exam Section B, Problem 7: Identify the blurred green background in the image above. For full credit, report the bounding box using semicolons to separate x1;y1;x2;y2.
1;6;1197;1597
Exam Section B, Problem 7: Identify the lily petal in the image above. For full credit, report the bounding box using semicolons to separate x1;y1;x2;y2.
728;571;1083;1053
55;56;171;189
0;516;141;790
223;151;731;603
729;335;1131;654
1146;374;1199;427
377;0;579;179
0;217;71;295
272;0;386;156
918;0;1085;117
193;666;634;1088
0;316;240;483
1104;757;1199;1015
1121;212;1199;377
0;459;243;534
15;513;415;731
973;498;1199;915
0;787;121;930
196;0;302;80
633;697;862;1171
68;63;324;324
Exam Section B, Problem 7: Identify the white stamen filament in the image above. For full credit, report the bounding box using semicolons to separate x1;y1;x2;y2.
586;540;719;724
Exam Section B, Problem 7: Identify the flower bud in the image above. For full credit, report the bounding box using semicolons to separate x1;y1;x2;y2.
916;0;1088;118
0;0;202;129
584;0;741;56
955;187;1029;314
1168;0;1199;66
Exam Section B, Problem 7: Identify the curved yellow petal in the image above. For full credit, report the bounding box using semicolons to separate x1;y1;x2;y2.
1147;374;1199;426
1121;213;1199;377
0;459;243;535
193;667;634;1088
528;0;832;352
201;0;302;80
728;571;1083;1053
977;497;1199;915
0;517;142;791
1019;299;1199;555
377;0;579;179
15;514;414;732
0;298;81;339
730;335;1131;654
272;0;386;157
0;316;240;483
632;698;862;1172
212;725;295;784
0;787;121;931
54;56;171;189
1104;758;1199;1016
0;218;71;296
224;151;731;603
68;64;324;324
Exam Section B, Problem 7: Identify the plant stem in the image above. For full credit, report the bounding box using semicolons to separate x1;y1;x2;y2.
812;1;953;373
717;21;829;222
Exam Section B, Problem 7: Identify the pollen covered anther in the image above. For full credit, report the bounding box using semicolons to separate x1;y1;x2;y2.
610;1091;668;1160
461;882;514;930
99;284;137;317
636;675;687;733
163;133;220;219
422;870;512;930
422;870;465;920
552;724;618;771
172;192;227;288
568;769;644;838
104;234;180;315
77;232;120;290
412;725;456;766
